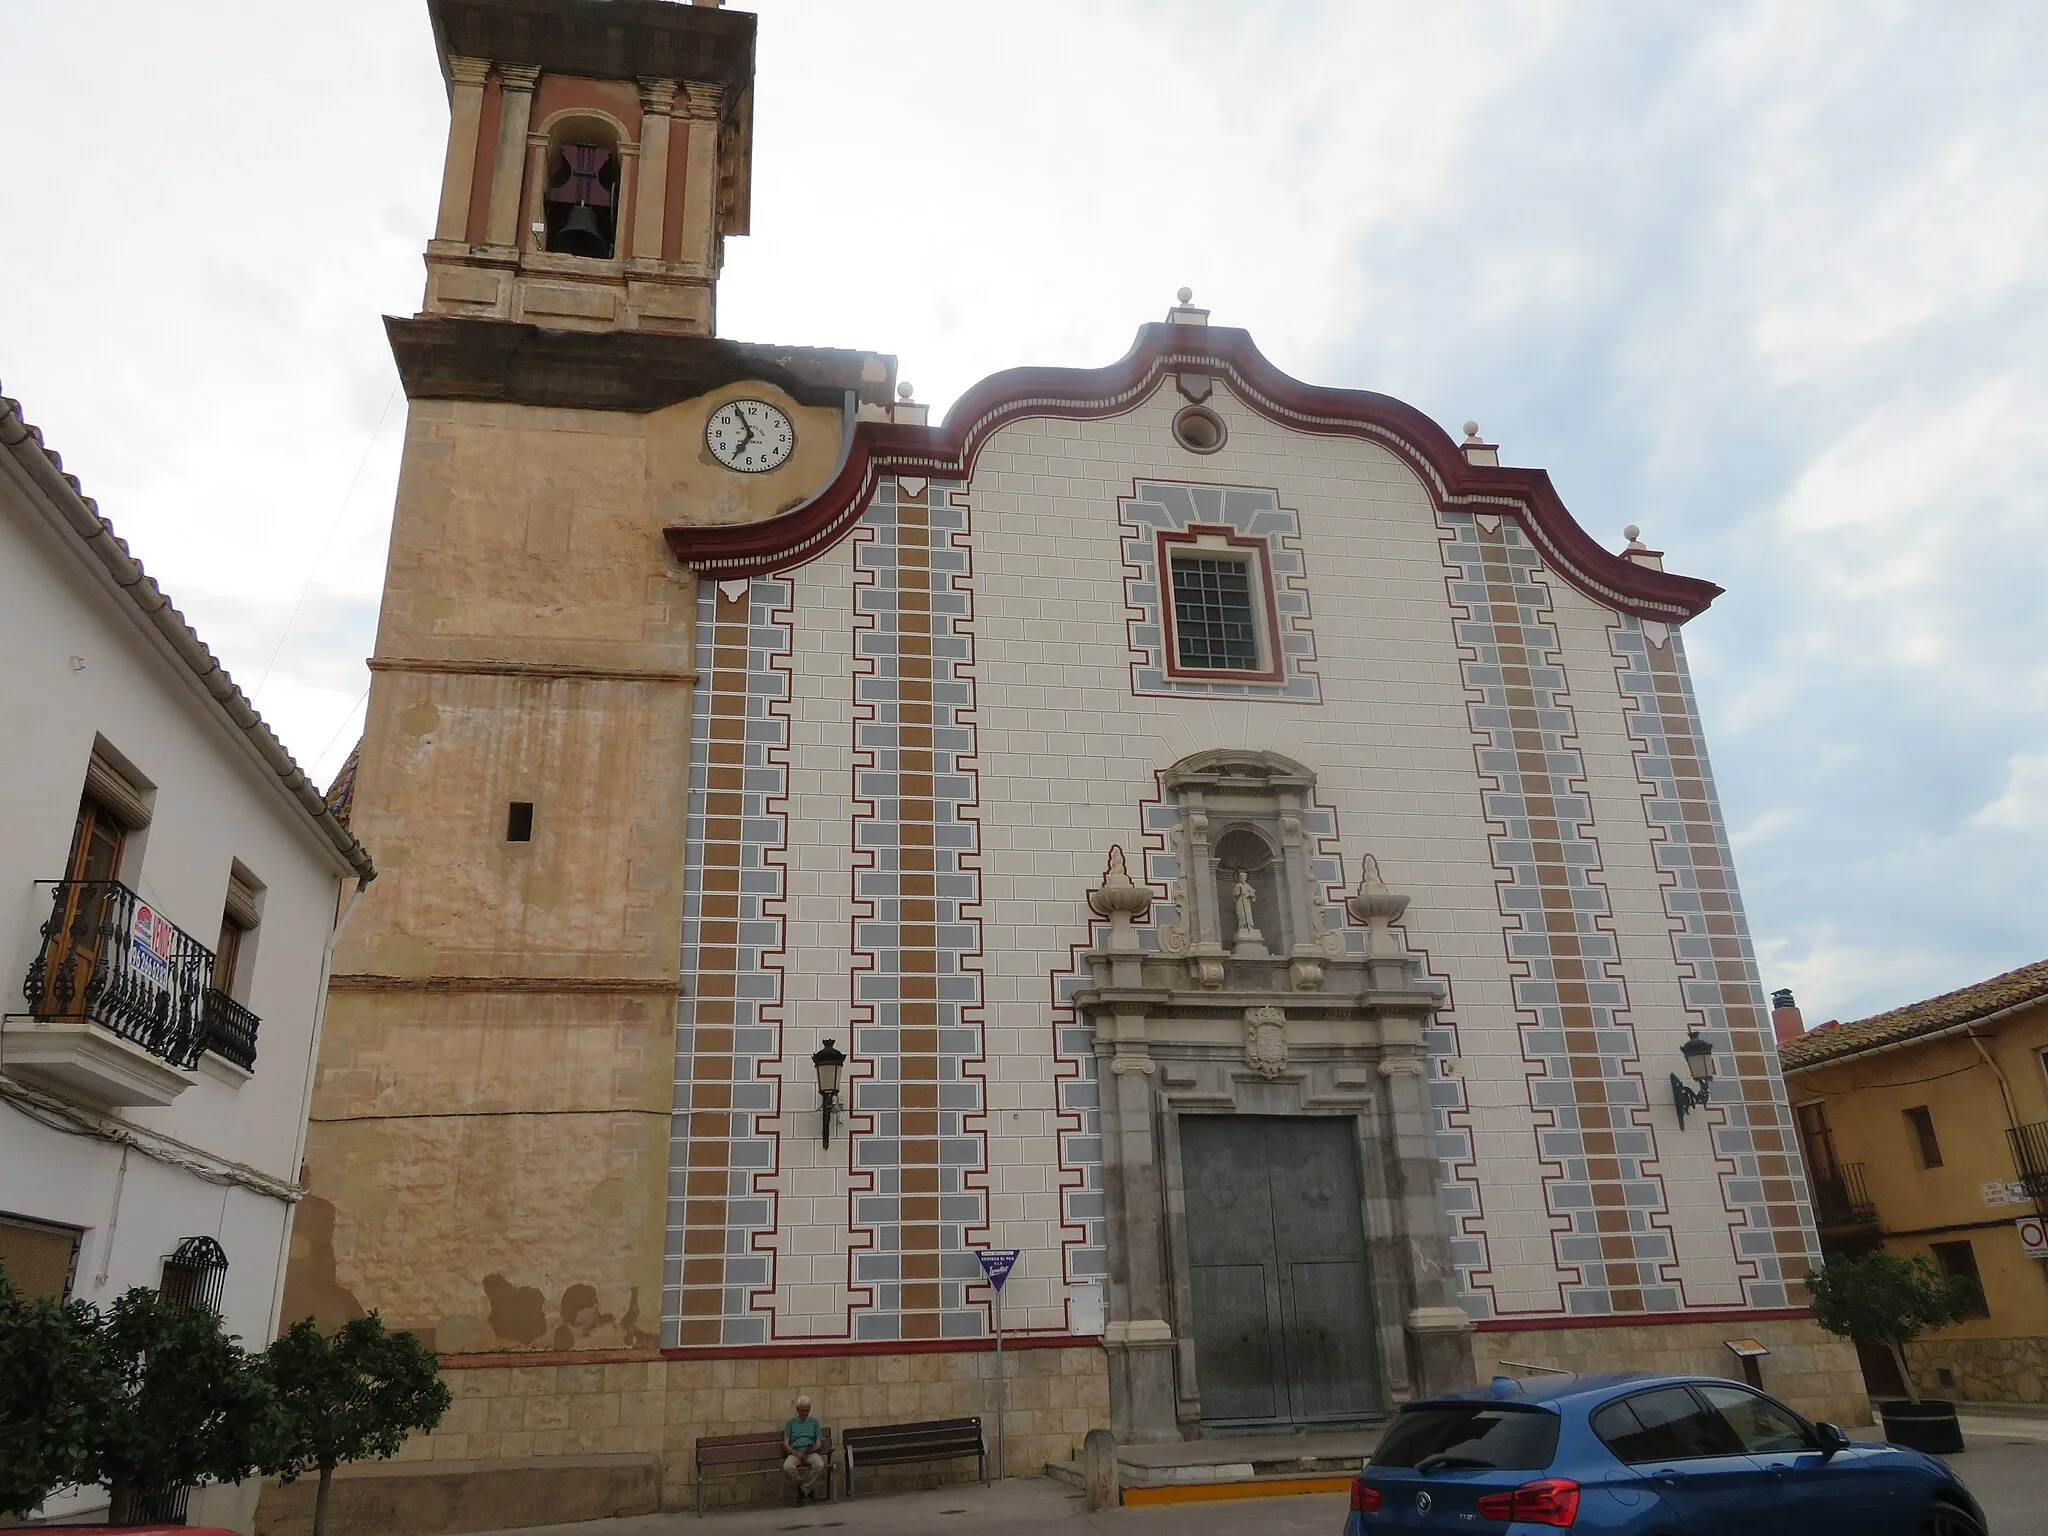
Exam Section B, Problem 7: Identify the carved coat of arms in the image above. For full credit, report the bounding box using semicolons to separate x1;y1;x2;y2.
1243;1006;1288;1079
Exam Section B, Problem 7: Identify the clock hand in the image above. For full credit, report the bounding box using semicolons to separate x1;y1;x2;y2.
734;416;756;452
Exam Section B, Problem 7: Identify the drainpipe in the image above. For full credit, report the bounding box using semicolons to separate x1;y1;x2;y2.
264;875;370;1337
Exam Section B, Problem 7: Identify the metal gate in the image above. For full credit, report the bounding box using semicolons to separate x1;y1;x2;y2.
1180;1115;1380;1426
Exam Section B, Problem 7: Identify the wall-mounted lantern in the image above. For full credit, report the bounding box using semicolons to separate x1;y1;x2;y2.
812;1038;846;1148
1671;1029;1717;1130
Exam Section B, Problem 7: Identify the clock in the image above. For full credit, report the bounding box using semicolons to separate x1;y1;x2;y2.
705;398;796;473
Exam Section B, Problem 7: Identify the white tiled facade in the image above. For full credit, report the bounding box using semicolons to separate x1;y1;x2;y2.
661;348;1817;1352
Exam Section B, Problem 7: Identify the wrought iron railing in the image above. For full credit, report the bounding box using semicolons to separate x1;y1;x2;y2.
200;988;261;1072
1809;1161;1879;1227
22;880;210;1070
2009;1121;2048;1201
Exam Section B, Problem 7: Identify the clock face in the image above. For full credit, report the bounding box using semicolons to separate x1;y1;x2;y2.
705;398;796;474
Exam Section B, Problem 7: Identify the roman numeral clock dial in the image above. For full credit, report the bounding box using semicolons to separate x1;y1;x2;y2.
705;398;796;474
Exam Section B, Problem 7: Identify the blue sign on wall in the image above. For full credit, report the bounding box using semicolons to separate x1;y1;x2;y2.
976;1249;1020;1292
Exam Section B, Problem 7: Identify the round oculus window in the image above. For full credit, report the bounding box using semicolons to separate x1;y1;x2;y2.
1173;405;1226;454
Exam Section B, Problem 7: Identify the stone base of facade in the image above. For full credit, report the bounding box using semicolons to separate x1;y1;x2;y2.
1904;1334;2048;1406
253;1345;1108;1536
1472;1317;1870;1427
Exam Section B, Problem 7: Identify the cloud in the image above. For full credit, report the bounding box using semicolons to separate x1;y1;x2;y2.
4;0;2044;1020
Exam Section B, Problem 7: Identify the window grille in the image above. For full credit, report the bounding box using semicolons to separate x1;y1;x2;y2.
159;1235;228;1314
1170;556;1261;671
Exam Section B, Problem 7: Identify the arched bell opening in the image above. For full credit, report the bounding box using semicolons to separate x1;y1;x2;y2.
542;118;622;259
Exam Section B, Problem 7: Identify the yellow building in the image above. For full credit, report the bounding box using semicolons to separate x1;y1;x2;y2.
1779;966;2048;1404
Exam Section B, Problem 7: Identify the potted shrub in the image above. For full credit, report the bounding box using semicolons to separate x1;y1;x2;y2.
1807;1251;1976;1453
260;1313;451;1536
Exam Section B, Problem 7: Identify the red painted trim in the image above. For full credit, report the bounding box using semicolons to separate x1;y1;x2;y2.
438;1347;663;1369
661;1332;1103;1361
665;324;1722;622
1474;1306;1812;1333
1156;525;1287;684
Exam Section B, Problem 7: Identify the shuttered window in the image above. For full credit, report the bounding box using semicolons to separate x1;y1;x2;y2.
0;1214;83;1301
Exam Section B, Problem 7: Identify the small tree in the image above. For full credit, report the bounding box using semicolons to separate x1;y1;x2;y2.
87;1285;278;1521
1807;1250;1975;1403
261;1313;451;1536
0;1267;110;1518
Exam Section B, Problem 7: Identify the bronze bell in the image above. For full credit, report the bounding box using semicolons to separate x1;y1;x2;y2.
552;204;609;258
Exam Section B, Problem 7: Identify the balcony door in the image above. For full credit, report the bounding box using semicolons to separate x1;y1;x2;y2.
38;796;126;1018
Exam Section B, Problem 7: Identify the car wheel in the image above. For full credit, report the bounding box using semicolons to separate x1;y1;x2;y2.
1921;1499;1985;1536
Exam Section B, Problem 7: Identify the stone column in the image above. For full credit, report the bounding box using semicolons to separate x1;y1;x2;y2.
677;82;725;273
483;64;541;250
434;57;491;243
632;79;678;261
521;133;550;252
1098;1040;1179;1443
1379;1054;1476;1394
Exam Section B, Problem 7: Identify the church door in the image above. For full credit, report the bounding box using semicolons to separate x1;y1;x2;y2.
1180;1115;1382;1426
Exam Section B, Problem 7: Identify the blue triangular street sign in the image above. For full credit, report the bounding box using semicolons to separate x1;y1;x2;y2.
976;1249;1020;1292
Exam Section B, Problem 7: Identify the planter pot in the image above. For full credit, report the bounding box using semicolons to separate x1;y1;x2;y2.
1879;1398;1964;1454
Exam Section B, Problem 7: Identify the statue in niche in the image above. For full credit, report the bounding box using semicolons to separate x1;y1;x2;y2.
1224;864;1269;958
1213;826;1279;959
1232;868;1257;932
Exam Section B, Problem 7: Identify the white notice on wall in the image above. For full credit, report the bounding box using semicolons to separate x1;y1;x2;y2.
1069;1282;1106;1337
1981;1180;2029;1208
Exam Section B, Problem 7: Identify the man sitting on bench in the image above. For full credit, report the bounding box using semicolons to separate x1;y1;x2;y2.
782;1395;826;1502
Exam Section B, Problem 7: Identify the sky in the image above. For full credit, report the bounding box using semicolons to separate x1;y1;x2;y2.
2;1;2043;1025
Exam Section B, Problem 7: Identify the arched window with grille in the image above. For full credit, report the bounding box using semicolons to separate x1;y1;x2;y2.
159;1235;228;1314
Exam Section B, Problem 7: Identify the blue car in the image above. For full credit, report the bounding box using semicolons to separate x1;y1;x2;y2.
1344;1372;1986;1535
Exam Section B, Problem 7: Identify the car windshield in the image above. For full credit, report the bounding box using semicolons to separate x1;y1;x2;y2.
1371;1404;1561;1471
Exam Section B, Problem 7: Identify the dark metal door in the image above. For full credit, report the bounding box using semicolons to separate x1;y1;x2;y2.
1180;1115;1380;1426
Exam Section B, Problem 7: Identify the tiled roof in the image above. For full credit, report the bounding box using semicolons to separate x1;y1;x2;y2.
325;741;362;831
1779;958;2048;1071
1;383;373;885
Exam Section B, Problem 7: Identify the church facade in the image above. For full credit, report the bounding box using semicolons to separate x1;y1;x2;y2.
288;0;1862;1521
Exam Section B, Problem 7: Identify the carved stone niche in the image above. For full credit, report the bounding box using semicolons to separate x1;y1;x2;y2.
1074;749;1471;1443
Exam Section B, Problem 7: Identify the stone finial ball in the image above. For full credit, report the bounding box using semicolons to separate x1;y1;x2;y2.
898;382;914;400
1176;286;1193;304
1624;524;1641;541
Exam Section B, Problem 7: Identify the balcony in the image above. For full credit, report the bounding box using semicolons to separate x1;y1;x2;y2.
1809;1162;1879;1228
5;881;217;1105
200;988;261;1073
2010;1121;2048;1201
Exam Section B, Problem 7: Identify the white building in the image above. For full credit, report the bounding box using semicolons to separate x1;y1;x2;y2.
0;383;373;1528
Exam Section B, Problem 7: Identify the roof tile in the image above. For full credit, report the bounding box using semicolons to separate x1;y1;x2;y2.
1779;958;2048;1070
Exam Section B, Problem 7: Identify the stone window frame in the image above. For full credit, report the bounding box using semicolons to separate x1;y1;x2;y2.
1117;479;1322;704
1157;525;1286;685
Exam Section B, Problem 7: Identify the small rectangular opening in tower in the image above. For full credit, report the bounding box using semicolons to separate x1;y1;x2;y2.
506;802;534;842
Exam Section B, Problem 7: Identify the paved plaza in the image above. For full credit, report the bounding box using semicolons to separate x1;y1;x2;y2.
471;1413;2048;1536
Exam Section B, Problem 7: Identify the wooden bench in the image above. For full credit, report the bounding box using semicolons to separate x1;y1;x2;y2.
840;1417;987;1498
693;1427;834;1514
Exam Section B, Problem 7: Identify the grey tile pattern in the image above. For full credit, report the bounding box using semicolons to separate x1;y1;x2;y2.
1612;617;1818;1308
848;477;991;1342
661;577;794;1347
1444;512;1678;1318
1118;480;1321;701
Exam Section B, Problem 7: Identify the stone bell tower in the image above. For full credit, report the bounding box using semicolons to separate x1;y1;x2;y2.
284;5;897;1522
421;0;754;334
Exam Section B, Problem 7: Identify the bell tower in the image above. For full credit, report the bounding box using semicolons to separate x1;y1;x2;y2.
421;0;754;335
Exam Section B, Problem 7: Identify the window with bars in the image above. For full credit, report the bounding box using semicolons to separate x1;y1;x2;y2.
1169;554;1263;671
160;1236;229;1314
